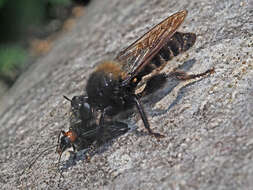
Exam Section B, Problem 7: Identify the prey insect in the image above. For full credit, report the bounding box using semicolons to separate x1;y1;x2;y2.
85;10;214;138
23;96;129;174
57;95;129;164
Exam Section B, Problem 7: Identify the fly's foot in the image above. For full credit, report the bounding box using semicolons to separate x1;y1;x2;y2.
173;67;215;80
151;132;165;139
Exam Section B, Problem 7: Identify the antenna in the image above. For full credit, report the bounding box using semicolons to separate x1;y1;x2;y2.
63;95;71;102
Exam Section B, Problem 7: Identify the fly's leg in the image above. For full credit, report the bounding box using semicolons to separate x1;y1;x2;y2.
173;67;215;80
97;106;112;138
133;95;164;138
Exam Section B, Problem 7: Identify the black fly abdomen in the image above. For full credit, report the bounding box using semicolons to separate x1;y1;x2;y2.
150;32;197;68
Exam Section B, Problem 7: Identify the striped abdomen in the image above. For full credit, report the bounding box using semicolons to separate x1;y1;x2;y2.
139;32;196;77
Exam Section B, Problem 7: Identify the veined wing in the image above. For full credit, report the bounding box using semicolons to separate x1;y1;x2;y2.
115;10;187;84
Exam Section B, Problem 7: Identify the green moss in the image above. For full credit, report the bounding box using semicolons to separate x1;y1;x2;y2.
0;46;28;83
49;0;71;6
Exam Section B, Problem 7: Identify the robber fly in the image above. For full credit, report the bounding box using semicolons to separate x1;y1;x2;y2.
85;10;214;138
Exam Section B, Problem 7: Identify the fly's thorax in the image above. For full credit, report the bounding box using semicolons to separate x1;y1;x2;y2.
86;61;136;113
95;61;128;80
69;108;82;126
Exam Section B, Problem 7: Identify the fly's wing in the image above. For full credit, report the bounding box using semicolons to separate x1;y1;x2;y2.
79;121;129;142
115;10;187;85
103;121;129;138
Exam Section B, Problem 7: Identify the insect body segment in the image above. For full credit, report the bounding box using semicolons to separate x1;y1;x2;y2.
138;32;197;80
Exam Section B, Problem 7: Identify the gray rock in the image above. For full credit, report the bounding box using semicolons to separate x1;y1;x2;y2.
0;0;253;189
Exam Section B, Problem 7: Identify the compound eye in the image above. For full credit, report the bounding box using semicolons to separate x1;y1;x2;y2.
59;137;71;154
71;96;83;110
80;102;92;120
83;102;90;110
71;96;78;105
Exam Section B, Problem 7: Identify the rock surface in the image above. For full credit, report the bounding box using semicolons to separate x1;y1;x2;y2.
0;0;253;189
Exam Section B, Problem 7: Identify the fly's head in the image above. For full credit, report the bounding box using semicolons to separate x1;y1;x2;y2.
64;95;93;122
57;130;77;156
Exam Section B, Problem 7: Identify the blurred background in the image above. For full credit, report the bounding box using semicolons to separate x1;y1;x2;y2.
0;0;90;99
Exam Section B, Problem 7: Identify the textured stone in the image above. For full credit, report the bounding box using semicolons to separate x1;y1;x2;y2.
0;0;253;189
